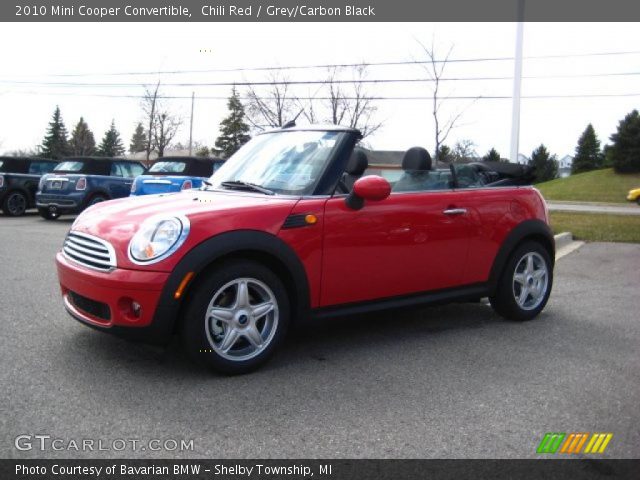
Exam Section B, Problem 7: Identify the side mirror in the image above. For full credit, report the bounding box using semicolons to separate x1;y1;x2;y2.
345;175;391;210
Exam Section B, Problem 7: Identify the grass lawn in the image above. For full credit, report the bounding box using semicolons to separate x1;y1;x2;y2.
550;212;640;243
537;168;640;204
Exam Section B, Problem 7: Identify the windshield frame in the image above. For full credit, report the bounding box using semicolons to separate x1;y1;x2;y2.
207;128;359;197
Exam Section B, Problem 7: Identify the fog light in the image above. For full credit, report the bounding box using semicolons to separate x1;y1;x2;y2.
132;301;142;318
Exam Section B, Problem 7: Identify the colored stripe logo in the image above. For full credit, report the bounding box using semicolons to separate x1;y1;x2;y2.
537;433;612;454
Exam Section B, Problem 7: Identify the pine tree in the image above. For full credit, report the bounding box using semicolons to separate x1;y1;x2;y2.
529;144;558;182
129;123;146;154
571;124;603;174
215;87;251;158
97;121;126;157
40;106;70;159
608;109;640;173
436;144;453;163
69;117;96;156
482;148;502;162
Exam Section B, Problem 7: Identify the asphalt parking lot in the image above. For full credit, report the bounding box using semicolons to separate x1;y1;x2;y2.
1;213;639;459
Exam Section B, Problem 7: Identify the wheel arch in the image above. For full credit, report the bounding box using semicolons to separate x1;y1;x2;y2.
488;219;555;296
153;230;312;339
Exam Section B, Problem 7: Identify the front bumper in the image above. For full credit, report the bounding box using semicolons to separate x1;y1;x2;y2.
56;252;173;342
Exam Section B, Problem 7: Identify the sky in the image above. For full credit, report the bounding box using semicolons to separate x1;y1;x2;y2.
0;22;638;159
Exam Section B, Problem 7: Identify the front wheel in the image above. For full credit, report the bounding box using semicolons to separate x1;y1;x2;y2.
181;260;290;374
489;241;553;321
2;191;28;216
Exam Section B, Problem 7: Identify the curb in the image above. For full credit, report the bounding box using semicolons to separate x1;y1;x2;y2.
554;232;585;260
554;232;573;250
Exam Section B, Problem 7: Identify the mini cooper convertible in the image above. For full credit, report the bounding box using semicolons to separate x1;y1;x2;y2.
130;156;225;196
56;125;555;374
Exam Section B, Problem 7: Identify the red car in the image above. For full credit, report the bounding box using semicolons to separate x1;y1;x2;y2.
56;126;554;374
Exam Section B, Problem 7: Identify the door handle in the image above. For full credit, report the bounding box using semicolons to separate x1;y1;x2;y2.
443;208;467;215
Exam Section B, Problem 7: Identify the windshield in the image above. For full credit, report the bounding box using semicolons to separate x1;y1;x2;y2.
54;161;85;172
209;130;346;195
149;161;187;173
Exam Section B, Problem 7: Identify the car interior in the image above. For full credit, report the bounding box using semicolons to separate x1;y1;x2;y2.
336;146;529;194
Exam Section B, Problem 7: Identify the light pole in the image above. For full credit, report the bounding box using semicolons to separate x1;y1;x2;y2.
510;0;525;164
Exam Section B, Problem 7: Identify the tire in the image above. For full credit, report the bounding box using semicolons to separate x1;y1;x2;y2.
38;207;59;220
2;191;28;216
489;241;553;321
86;194;107;208
181;259;290;374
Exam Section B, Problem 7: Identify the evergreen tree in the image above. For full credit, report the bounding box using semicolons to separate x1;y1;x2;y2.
215;87;251;158
528;144;558;182
482;148;502;162
571;123;603;174
436;144;453;163
40;106;70;159
97;121;125;157
69;117;96;156
608;109;640;173
129;123;146;154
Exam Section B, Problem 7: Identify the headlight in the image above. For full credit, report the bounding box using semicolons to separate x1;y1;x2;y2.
128;215;190;264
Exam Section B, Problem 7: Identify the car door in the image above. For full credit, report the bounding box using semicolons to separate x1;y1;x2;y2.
320;188;472;307
108;162;132;198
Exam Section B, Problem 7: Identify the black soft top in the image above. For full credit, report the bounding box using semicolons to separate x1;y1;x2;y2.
148;156;224;177
0;156;57;174
54;157;144;175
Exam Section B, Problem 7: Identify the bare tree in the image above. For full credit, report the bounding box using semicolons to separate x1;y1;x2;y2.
321;65;382;140
153;112;181;158
140;81;182;160
452;139;478;162
245;71;296;129
142;81;160;163
417;39;474;168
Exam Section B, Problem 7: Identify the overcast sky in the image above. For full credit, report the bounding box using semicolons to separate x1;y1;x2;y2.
0;22;638;159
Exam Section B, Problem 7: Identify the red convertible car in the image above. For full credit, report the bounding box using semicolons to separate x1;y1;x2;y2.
56;125;554;374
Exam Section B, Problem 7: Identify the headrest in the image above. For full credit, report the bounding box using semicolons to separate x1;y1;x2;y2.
402;147;432;171
346;150;368;176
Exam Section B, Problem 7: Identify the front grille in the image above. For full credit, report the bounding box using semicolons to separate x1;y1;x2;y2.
69;291;111;321
63;231;116;272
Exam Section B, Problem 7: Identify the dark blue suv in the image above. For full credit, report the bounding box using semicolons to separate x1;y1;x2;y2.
36;157;146;220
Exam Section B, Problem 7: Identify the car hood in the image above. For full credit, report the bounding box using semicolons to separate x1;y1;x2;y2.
70;190;300;271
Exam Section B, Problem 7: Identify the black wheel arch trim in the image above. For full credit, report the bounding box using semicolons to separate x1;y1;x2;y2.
488;219;555;295
150;230;312;343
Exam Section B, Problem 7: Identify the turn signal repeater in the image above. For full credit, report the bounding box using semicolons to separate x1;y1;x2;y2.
174;271;195;299
304;214;318;225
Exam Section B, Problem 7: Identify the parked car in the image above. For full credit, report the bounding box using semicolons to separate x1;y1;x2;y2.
36;157;146;220
627;187;640;205
0;157;58;216
55;125;555;374
131;156;224;196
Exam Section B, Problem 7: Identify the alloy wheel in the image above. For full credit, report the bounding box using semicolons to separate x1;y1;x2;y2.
512;252;549;311
204;277;279;361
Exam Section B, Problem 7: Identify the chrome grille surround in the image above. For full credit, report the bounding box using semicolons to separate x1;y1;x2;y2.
63;231;116;272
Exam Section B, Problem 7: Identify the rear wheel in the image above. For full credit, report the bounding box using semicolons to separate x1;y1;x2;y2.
87;194;107;207
2;191;28;216
489;241;553;321
38;207;59;220
181;260;290;374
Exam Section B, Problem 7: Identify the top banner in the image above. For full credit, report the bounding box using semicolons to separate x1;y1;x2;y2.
5;0;640;22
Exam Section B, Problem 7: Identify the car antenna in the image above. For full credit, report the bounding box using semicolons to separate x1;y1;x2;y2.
282;81;327;129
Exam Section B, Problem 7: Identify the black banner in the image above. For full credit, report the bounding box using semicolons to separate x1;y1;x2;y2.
3;459;640;480
4;0;640;22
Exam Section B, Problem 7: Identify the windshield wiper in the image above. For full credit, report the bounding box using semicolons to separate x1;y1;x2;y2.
220;180;275;195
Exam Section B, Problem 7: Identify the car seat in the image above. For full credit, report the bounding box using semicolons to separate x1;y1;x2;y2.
393;147;433;192
337;150;369;193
